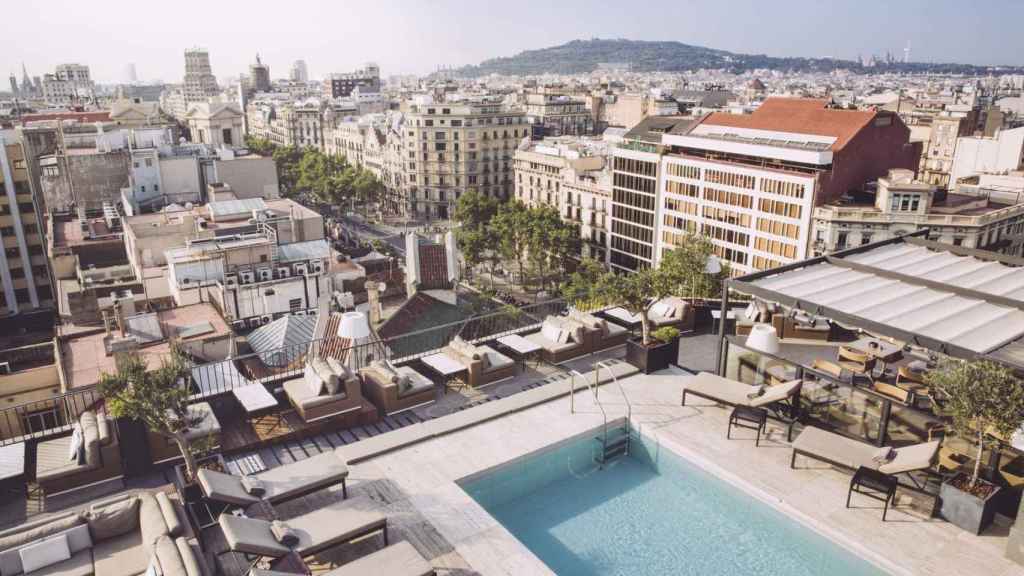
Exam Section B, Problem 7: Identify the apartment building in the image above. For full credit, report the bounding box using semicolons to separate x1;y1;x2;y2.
402;97;528;219
525;93;594;137
514;138;611;263
609;99;921;274
41;63;94;105
324;113;406;216
325;63;380;98
0;138;54;316
950;126;1024;185
814;169;1024;257
921;114;973;189
183;49;219;104
245;99;325;149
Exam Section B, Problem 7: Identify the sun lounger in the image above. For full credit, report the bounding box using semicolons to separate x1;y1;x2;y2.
219;498;387;559
790;425;940;478
199;449;349;506
247;541;433;576
681;372;802;409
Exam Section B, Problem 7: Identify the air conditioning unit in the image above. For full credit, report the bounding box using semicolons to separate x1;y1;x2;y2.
275;266;290;279
293;263;309;276
247;317;263;329
310;260;324;274
0;362;10;375
239;271;255;284
224;274;238;288
230;320;246;331
260;314;273;325
257;267;272;282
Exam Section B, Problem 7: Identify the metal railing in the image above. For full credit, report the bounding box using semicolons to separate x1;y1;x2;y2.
0;386;103;447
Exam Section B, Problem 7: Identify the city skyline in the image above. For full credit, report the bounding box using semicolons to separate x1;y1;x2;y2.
4;0;1024;84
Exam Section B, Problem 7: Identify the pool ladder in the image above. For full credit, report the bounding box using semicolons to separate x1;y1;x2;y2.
588;360;633;467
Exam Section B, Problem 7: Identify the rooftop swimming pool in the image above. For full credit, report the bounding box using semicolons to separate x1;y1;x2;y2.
460;425;889;576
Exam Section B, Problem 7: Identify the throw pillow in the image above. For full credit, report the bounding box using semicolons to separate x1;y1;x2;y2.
271;520;299;547
87;496;140;542
744;301;758;321
240;475;266;496
541;322;562;343
19;534;71;574
67;424;83;462
397;374;414;394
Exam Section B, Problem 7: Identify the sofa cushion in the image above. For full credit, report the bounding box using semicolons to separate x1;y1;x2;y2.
36;436;93;483
155;492;184;538
174;538;204;576
87;495;139;542
478;346;514;371
19;533;71;574
449;337;480;360
63;524;92;555
139;493;170;552
92;528;148;576
79;411;101;468
0;512;84;574
540;322;562;343
30;548;92;576
153;535;187;576
303;365;324;396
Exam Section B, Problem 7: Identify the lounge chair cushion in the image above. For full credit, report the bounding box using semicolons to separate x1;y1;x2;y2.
220;498;385;557
792;426;940;475
326;541;433;576
255;451;348;503
197;469;260;506
684;372;801;408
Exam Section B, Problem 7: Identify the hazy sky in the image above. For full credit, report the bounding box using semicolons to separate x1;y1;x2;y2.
4;0;1023;84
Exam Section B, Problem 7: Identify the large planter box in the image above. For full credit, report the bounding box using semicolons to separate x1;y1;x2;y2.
174;453;227;504
626;337;679;375
939;475;1002;535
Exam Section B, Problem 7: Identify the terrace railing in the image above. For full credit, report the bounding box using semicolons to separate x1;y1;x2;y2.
0;386;103;447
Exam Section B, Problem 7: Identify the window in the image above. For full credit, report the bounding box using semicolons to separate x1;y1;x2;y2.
222;128;233;145
145;158;153;167
666;163;700;180
837;232;848;249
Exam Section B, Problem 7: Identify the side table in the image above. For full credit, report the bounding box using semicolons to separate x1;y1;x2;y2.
727;405;767;446
848;465;898;521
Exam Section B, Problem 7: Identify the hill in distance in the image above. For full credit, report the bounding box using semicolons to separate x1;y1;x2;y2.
453;38;1022;77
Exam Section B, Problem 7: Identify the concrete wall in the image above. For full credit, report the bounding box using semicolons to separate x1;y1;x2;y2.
214;157;280;199
159;156;203;204
41;151;131;212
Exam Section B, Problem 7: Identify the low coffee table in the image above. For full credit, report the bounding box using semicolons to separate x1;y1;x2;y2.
421;352;468;394
727;405;768;446
848;466;898;521
496;334;542;369
232;383;281;432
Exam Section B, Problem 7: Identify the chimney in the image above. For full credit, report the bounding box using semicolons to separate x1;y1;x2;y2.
366;281;384;324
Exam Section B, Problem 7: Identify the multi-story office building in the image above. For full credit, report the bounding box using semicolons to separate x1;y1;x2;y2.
814;169;1024;257
324;64;380;98
401;97;528;219
0;138;54;316
514;138;611;263
525;93;594;137
610;99;921;274
41;63;94;105
183;49;219;103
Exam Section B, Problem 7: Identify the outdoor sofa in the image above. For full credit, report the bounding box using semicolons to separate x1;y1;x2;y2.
648;297;695;331
197;448;349;506
440;336;516;388
360;360;436;415
218;497;387;560
284;356;364;423
566;309;629;352
35;408;123;496
524;316;591;364
0;490;212;576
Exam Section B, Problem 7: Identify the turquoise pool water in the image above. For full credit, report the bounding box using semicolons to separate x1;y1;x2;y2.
460;429;889;576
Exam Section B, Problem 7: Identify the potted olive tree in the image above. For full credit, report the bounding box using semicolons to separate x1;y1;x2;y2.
564;234;722;374
98;343;218;503
926;359;1024;534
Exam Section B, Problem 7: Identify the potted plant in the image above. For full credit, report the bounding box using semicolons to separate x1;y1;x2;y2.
98;342;211;503
563;234;723;373
627;326;681;374
925;359;1024;534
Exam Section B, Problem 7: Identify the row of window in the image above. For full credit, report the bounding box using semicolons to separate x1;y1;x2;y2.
758;198;802;219
611;236;653;261
753;255;783;270
613;172;656;194
666;163;700;180
715;245;749;266
761;178;806;198
705;187;753;209
611;220;654;244
613;157;657;178
613;189;656;212
704;222;750;247
753;237;798;259
705;169;755;190
756;218;800;240
890;193;922;212
664;197;698;216
702;206;751;228
665;180;699;198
